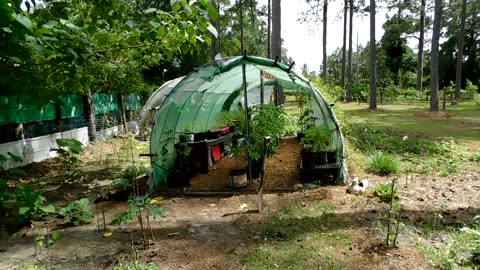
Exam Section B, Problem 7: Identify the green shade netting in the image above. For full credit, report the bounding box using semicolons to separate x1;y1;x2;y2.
149;56;347;187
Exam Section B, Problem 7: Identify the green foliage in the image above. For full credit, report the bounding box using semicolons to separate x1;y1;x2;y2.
122;165;149;181
113;262;159;270
111;197;165;225
0;179;15;215
237;104;287;161
14;184;55;228
1;0;217;98
347;123;465;176
374;182;399;203
463;79;479;100
298;108;317;132
301;124;332;152
367;152;400;176
51;139;84;177
59;198;94;226
417;218;480;269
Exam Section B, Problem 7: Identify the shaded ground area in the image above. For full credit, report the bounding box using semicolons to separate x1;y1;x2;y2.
189;138;301;191
1;102;480;269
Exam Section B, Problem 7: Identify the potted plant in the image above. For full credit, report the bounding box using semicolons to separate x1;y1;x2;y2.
244;104;287;178
300;124;335;169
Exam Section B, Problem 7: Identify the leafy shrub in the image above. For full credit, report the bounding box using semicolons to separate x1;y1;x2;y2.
301;124;332;151
367;152;400;176
374;182;398;203
59;198;94;226
111;197;165;225
14;184;55;228
352;83;369;102
417;219;480;269
463;79;479;100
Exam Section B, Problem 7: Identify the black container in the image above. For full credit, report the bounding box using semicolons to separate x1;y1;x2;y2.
301;149;316;169
325;151;337;163
194;131;208;141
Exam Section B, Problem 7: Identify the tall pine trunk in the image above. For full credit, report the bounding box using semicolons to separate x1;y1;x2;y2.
267;0;271;58
416;0;425;92
239;0;244;53
271;0;284;105
341;0;347;89
271;0;281;60
430;0;442;112
455;0;467;100
369;0;377;110
322;0;328;80
346;0;354;102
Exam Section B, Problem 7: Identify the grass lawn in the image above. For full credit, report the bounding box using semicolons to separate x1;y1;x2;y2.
340;101;480;142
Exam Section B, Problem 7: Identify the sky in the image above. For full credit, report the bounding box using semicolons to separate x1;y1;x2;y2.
258;0;389;73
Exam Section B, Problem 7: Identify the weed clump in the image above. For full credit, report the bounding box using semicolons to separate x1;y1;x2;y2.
367;152;400;176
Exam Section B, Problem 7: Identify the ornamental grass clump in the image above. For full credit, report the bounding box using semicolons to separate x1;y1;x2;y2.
367;152;400;176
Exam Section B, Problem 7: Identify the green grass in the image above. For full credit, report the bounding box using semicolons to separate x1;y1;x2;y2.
341;101;480;142
241;202;352;270
367;152;401;176
416;224;480;269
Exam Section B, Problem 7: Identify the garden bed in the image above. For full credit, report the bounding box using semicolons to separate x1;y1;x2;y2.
186;137;302;192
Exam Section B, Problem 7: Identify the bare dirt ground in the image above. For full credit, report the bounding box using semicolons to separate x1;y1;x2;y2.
0;138;479;269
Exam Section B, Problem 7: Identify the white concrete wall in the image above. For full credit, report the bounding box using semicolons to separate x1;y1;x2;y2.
0;122;138;170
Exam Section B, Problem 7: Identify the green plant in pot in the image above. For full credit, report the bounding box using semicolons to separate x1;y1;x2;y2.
300;124;335;168
244;104;287;178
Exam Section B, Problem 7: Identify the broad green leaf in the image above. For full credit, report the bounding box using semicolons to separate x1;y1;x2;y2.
19;207;30;215
67;48;78;58
12;13;33;30
171;0;179;6
56;139;71;147
125;20;134;29
206;24;218;38
42;20;58;29
172;2;182;12
51;231;61;241
2;27;12;33
41;204;55;213
144;8;157;14
0;155;7;163
150;21;161;29
8;152;23;163
2;200;15;209
206;3;218;21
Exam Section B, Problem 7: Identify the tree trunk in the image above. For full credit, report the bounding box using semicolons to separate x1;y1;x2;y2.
210;0;219;59
239;0;244;54
455;0;467;100
369;0;377;110
416;0;425;92
83;90;96;142
322;0;328;80
267;0;271;58
430;0;442;112
356;29;359;83
341;0;347;90
118;94;128;133
346;0;354;102
271;0;281;60
271;0;284;104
